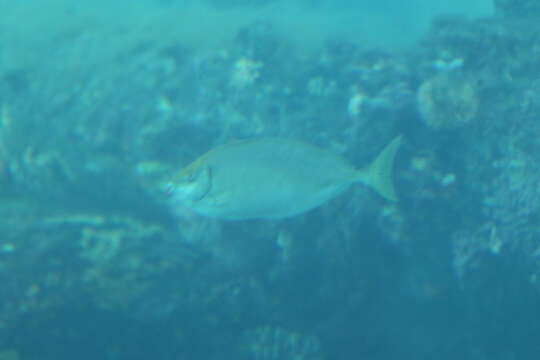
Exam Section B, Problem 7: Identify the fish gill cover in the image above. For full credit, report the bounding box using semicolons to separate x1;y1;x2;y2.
4;1;540;360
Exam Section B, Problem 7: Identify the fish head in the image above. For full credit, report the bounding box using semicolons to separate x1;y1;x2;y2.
162;163;212;204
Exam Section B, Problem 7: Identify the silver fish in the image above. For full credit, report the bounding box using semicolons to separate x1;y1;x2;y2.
164;136;402;220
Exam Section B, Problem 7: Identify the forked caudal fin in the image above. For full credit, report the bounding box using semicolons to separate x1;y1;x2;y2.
357;135;402;201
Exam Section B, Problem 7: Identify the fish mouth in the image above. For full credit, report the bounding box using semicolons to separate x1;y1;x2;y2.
160;171;213;203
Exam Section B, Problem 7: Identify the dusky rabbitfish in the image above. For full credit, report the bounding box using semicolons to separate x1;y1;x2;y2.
163;136;402;220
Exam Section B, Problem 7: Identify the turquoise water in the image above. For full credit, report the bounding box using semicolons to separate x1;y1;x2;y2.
1;1;540;359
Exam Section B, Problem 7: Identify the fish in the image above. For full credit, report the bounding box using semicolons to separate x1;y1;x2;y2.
163;136;402;220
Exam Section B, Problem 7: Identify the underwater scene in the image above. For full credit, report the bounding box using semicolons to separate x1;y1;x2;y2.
1;0;539;359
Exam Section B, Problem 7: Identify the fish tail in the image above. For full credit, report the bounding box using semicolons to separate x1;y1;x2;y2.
356;135;402;201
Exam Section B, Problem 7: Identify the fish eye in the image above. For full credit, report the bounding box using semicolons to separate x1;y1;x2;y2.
183;169;201;183
182;173;195;183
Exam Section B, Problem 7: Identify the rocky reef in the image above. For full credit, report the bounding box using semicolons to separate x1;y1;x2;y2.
1;0;540;359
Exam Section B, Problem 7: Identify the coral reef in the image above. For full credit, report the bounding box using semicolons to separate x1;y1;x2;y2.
1;1;540;359
0;350;18;360
242;327;323;360
494;0;540;17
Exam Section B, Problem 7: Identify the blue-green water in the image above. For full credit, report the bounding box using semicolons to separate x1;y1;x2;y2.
1;0;540;359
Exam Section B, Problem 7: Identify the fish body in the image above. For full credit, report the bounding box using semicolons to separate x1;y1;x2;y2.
164;137;401;220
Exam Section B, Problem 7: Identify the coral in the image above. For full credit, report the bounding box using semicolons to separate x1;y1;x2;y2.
230;57;264;89
0;350;18;360
416;73;479;129
242;326;324;360
494;0;540;17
